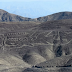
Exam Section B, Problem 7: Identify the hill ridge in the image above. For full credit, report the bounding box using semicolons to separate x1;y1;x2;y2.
1;9;72;22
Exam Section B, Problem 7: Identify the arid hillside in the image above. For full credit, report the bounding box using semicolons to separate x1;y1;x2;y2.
0;9;35;22
1;9;72;23
36;12;72;22
0;19;72;72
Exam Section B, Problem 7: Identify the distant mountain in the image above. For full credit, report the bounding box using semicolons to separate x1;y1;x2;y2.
0;1;52;18
1;9;72;22
36;12;72;22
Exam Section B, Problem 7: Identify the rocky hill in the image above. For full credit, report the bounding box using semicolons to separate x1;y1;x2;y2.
0;9;36;22
36;11;72;22
1;9;72;22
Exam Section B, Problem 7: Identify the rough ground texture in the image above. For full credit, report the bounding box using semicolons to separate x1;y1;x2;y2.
0;19;72;72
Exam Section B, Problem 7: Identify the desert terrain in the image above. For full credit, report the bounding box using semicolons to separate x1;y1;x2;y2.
0;9;72;72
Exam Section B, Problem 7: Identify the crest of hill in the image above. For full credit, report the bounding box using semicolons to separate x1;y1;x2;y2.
36;11;72;22
1;9;72;22
0;9;36;22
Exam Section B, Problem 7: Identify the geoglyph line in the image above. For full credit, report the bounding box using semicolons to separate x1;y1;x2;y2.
45;31;52;37
62;39;72;45
46;41;53;45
